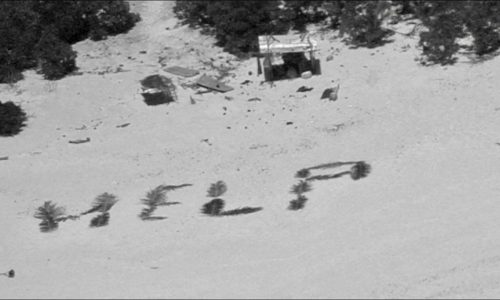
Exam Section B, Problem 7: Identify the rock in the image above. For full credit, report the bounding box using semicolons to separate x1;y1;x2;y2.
301;71;312;79
326;55;334;61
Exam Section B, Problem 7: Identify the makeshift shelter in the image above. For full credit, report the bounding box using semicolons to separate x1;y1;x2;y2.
140;75;177;105
257;34;321;82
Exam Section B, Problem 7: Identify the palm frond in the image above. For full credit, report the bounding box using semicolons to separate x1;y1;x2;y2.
207;181;227;198
288;195;308;210
220;207;263;216
141;186;168;207
350;161;371;180
306;171;351;182
34;201;66;232
89;212;110;228
138;185;169;220
34;201;65;220
290;180;312;195
201;198;225;216
82;192;118;215
307;161;358;171
158;183;193;192
295;168;311;179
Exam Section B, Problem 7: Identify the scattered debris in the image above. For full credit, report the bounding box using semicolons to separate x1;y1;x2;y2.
196;74;233;93
241;80;252;85
297;86;313;92
248;97;261;102
164;66;199;78
116;123;130;128
321;84;340;101
224;96;233;101
69;137;90;144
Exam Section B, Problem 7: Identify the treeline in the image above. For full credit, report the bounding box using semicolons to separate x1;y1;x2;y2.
0;1;140;83
174;0;500;65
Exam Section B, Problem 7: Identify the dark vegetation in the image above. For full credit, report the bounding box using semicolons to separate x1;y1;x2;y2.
0;1;140;83
0;101;27;136
175;0;500;65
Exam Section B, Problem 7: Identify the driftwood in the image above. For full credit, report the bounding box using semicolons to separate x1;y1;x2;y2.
68;137;90;144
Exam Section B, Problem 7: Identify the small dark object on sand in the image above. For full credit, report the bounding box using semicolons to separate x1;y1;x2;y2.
116;123;130;128
1;269;15;278
286;121;293;125
241;80;252;85
69;137;90;144
248;97;261;102
297;86;313;92
0;156;8;161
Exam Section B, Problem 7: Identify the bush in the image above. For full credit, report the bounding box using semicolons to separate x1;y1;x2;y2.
0;101;27;136
0;1;140;83
413;1;465;65
87;1;141;41
283;0;329;31
464;1;500;56
175;1;291;55
35;27;77;80
339;1;392;48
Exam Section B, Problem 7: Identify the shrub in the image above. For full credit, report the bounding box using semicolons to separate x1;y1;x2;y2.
283;0;329;31
0;1;140;83
339;1;392;48
35;27;77;80
464;2;500;56
87;1;141;41
175;1;291;55
34;201;66;232
0;101;27;137
414;1;465;65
